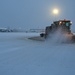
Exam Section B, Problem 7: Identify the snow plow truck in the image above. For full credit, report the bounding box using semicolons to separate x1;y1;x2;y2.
40;19;75;42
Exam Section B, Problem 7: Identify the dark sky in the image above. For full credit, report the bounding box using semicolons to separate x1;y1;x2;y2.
0;0;75;30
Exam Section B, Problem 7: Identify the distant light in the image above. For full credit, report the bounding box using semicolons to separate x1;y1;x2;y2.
53;8;59;15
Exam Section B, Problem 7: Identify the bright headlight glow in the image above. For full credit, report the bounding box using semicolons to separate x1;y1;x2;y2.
70;22;72;25
60;21;62;24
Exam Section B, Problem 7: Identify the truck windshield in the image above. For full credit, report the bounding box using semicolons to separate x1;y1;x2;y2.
65;22;70;26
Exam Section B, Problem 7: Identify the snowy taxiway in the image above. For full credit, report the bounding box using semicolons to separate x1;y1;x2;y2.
0;32;75;75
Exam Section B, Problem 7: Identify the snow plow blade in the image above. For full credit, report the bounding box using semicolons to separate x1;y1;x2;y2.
28;36;45;41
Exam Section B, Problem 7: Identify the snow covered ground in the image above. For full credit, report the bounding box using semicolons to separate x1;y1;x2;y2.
0;32;75;75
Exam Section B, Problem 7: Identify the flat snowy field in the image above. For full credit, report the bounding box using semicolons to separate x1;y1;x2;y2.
0;32;75;75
